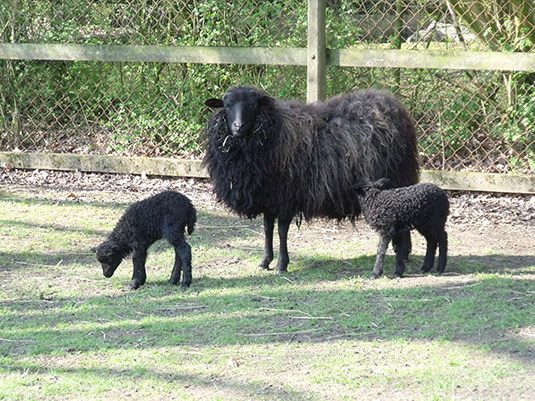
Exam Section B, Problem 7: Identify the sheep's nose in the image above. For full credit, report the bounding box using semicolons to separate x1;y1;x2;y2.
231;121;247;136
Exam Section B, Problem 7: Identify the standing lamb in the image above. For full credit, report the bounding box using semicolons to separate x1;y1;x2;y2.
355;179;449;279
203;86;419;273
92;190;197;290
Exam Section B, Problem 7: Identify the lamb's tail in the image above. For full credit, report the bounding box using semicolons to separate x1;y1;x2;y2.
186;207;197;235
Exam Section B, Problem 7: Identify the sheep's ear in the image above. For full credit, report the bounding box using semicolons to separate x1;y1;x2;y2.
259;95;274;107
205;98;224;108
90;246;97;253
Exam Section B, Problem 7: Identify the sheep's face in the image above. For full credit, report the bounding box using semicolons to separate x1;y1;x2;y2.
92;242;124;278
205;87;274;138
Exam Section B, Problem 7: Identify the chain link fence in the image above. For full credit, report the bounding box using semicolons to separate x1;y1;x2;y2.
1;1;534;174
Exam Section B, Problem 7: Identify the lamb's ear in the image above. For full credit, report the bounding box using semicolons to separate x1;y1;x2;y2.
205;98;224;108
354;180;367;194
90;246;97;253
376;178;390;188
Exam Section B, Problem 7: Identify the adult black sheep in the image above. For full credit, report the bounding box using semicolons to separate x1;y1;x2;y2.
203;86;420;273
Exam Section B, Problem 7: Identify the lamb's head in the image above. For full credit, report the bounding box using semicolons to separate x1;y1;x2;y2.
355;177;390;195
205;86;274;138
92;240;124;278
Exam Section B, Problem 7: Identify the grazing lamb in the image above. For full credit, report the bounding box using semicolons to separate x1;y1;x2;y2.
92;190;197;290
355;179;449;279
203;86;419;273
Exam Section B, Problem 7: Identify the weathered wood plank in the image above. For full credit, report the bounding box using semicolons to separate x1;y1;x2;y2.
3;44;535;72
307;0;327;102
0;152;207;178
1;152;534;194
0;44;307;66
329;48;535;71
420;170;535;194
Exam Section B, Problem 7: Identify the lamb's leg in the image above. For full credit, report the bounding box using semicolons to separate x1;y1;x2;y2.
178;240;193;288
259;213;275;270
436;231;448;274
420;236;437;273
392;234;407;261
131;249;148;290
392;234;407;278
402;231;412;260
275;216;292;273
169;244;183;287
370;234;390;279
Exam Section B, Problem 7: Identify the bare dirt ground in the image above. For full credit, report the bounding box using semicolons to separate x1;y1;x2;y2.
1;167;534;279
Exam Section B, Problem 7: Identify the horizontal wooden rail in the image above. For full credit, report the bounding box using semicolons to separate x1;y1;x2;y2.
2;44;535;72
0;44;306;66
0;152;207;179
329;48;535;71
1;152;533;194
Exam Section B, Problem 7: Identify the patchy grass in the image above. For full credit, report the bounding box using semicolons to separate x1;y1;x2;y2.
0;182;534;400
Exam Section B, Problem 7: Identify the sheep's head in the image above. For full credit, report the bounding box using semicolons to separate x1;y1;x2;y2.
205;86;274;138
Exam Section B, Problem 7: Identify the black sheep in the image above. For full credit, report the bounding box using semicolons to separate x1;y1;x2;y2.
356;179;449;279
92;190;197;290
203;86;419;273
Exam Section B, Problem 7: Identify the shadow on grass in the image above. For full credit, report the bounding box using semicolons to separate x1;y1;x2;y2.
1;255;534;355
1;251;534;401
1;360;303;400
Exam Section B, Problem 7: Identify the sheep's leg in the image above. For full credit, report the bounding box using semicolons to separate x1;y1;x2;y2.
436;231;448;274
392;234;407;278
420;236;437;273
170;238;192;288
275;217;292;273
370;234;390;279
259;214;275;270
131;249;148;290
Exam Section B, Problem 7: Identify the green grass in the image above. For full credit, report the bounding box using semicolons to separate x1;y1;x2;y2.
1;186;534;400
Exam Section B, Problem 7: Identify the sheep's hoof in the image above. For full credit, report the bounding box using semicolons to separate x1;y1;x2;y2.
258;259;272;270
369;273;381;280
275;268;288;274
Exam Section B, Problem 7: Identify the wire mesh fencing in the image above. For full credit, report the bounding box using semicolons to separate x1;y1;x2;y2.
1;1;534;174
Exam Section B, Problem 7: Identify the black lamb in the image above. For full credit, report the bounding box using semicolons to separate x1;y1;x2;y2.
203;86;420;273
92;190;197;290
355;179;449;279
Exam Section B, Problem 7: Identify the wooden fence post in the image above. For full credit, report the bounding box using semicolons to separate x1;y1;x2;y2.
307;0;326;103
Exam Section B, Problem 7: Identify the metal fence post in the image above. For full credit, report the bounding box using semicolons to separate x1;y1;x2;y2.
307;0;326;103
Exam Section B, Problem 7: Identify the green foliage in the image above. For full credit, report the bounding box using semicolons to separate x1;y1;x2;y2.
449;0;535;52
437;93;481;153
495;72;535;169
1;1;534;171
